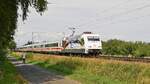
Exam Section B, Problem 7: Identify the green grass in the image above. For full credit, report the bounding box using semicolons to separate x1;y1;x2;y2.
13;52;150;84
10;52;22;60
0;59;27;84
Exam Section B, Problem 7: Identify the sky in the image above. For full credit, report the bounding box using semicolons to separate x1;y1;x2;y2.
15;0;150;46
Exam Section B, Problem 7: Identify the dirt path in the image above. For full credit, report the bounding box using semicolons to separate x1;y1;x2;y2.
8;56;80;84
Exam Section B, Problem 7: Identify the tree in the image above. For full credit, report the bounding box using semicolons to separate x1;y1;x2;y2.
0;0;48;58
9;40;17;50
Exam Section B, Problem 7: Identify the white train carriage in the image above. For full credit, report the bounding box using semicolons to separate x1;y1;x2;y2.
18;42;63;53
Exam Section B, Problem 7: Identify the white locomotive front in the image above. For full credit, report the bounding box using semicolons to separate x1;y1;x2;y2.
61;32;102;54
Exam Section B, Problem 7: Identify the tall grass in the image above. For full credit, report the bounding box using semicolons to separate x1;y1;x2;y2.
14;52;150;84
0;57;27;84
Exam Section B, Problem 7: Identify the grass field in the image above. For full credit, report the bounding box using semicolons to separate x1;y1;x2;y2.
13;52;150;84
0;55;27;84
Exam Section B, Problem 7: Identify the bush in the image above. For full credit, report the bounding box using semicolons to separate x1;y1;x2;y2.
26;52;34;59
102;39;150;57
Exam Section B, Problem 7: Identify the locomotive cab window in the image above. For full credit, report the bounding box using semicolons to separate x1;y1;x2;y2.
87;36;100;41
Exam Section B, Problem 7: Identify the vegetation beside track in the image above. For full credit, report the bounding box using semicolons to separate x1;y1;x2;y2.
13;52;150;84
0;54;27;84
103;39;150;57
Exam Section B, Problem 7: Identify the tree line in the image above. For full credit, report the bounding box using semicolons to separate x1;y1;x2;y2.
102;39;150;57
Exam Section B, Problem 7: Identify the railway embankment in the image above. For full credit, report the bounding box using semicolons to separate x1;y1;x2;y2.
12;52;150;84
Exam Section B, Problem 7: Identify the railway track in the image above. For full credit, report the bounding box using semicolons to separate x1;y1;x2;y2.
97;55;150;63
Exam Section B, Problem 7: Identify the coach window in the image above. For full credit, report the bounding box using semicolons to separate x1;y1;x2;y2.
40;45;44;48
45;43;58;47
34;46;38;48
53;43;58;47
45;44;51;47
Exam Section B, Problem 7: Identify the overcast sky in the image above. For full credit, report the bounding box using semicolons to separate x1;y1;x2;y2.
15;0;150;46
